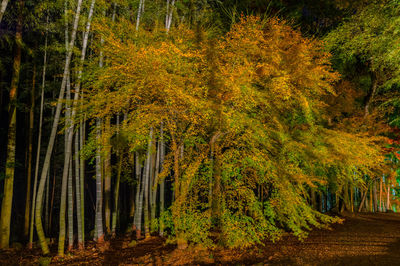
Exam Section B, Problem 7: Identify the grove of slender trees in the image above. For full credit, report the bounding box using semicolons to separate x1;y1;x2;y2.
0;0;399;255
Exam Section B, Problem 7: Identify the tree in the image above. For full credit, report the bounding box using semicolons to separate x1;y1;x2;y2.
83;15;386;248
29;14;48;248
325;0;400;118
0;0;23;249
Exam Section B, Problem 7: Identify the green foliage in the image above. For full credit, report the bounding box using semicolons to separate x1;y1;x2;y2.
160;208;213;247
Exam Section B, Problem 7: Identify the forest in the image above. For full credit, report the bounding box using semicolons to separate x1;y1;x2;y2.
0;0;400;264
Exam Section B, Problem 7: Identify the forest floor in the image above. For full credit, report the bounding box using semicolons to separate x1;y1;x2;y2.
1;212;400;265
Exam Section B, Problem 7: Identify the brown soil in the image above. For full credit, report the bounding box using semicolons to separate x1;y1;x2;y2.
1;212;400;265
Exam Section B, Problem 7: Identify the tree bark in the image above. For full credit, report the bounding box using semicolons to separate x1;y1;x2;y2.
379;177;383;212
95;119;104;242
373;179;378;212
151;139;160;233
74;131;83;248
136;0;145;31
79;116;85;245
112;115;121;237
134;152;143;239
369;185;373;212
387;182;391;211
24;63;36;238
0;0;22;248
104;118;112;235
166;0;176;32
144;128;153;239
58;71;72;256
358;187;368;212
67;157;74;250
159;124;165;237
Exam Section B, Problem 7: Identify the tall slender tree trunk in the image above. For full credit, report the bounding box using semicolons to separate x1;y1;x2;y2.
35;0;83;255
95;8;105;243
95;119;104;242
111;147;122;237
104;118;112;235
112;115;121;237
136;0;145;30
49;168;56;235
134;153;143;239
0;0;9;23
44;166;50;233
76;0;95;246
166;0;176;32
59;6;70;253
0;0;22;248
24;64;36;238
151;139;160;232
79;116;85;245
74;131;83;248
310;190;316;210
159;124;165;237
373;179;378;212
342;183;350;212
387;182;391;211
350;185;354;212
58;71;72;256
369;185;373;212
144;128;153;239
379;177;383;212
67;157;74;250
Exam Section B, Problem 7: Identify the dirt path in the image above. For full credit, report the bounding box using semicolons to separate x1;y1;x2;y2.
1;213;400;265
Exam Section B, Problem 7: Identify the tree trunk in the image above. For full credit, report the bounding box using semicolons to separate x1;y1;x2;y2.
104;118;112;235
24;63;36;238
67;157;74;251
49;169;56;235
166;0;176;32
95;119;104;242
151;140;160;233
379;177;383;212
369;185;373;212
0;0;22;248
358;187;368;212
311;190;316;210
136;0;145;30
350;185;354;212
79;118;85;245
134;153;143;239
74;131;83;248
58;71;72;256
75;0;96;246
35;0;83;255
373;179;378;212
342;183;350;212
112;116;121;237
159;124;165;237
144;128;153;239
95;10;105;243
319;191;324;213
44;166;50;234
387;182;391;211
364;73;378;118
